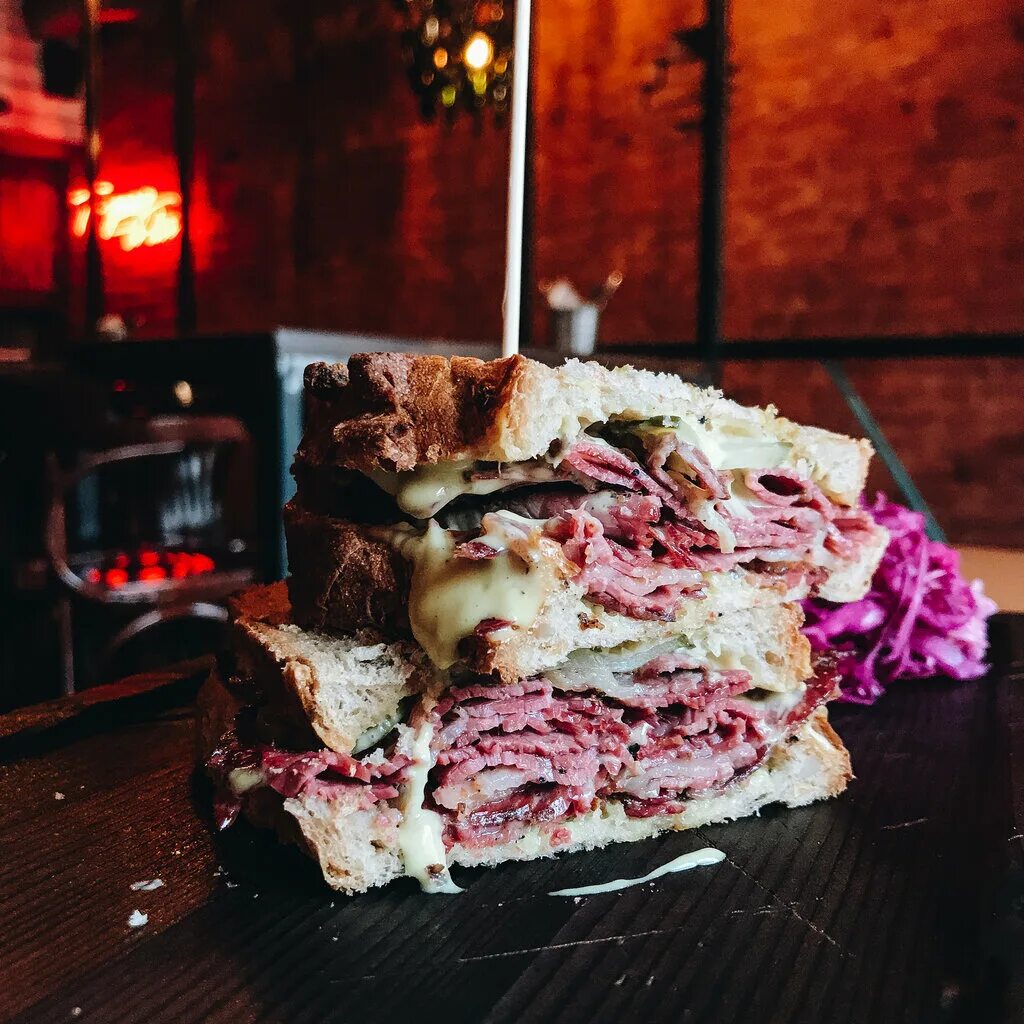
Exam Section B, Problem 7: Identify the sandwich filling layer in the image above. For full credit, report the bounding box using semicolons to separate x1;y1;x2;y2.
208;649;841;875
306;419;881;668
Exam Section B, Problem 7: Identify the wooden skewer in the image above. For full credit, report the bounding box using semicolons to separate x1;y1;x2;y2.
501;0;532;358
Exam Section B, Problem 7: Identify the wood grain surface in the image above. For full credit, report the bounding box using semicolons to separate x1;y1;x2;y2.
1;616;1022;1024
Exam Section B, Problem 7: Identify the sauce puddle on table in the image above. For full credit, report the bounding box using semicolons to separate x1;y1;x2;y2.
547;847;725;897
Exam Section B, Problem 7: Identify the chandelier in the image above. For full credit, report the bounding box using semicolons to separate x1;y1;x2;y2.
395;1;515;119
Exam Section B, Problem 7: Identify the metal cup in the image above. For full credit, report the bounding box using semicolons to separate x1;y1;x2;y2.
550;304;601;356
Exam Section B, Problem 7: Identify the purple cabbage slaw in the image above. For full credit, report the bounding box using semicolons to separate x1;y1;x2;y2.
803;494;997;705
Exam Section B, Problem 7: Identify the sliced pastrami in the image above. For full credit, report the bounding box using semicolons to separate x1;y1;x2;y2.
210;654;842;856
645;431;730;501
207;727;409;829
546;508;704;620
560;439;690;518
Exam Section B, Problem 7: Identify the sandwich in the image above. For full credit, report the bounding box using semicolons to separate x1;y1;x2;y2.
198;353;886;895
285;355;887;680
200;583;851;895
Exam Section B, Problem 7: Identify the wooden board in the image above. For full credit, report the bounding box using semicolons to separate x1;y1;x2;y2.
2;616;1022;1024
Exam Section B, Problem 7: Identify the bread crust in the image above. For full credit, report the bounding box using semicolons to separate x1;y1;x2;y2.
285;500;413;636
197;669;405;893
298;353;530;475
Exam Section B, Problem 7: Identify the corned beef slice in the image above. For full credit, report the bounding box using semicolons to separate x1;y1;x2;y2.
452;438;872;620
545;508;704;620
208;730;409;829
428;653;841;849
207;654;841;850
644;432;729;501
560;439;690;517
562;438;869;564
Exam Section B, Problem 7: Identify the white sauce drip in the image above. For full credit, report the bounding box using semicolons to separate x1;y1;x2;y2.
397;719;462;894
547;847;725;897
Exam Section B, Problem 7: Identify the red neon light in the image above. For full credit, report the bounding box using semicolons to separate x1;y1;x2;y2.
69;181;182;252
85;568;102;584
138;566;168;582
139;550;160;567
113;552;130;569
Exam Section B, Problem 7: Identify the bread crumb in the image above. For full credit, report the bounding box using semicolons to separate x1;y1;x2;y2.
130;879;164;892
127;909;148;928
54;792;65;801
352;643;388;661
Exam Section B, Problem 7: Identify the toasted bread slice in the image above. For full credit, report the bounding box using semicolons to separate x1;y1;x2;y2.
228;581;813;758
197;668;406;892
198;669;851;896
297;354;873;506
229;582;432;753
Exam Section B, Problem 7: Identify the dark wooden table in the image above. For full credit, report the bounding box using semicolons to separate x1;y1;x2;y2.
3;616;1023;1024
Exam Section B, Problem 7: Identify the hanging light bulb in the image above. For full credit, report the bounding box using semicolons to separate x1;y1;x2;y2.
395;1;513;120
463;31;494;71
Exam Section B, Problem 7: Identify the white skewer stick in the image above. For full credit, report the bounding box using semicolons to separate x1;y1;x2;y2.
501;0;532;358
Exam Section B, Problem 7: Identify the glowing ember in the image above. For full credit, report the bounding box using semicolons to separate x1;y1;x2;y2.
86;549;217;588
104;568;129;588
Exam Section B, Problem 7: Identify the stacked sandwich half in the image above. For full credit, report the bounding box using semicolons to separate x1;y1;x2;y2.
199;354;888;894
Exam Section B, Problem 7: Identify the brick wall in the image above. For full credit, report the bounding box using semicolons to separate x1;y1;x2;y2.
69;0;1024;343
51;0;1024;547
725;0;1024;340
721;357;1024;548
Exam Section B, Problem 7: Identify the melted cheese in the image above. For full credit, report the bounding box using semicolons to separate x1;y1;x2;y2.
547;847;725;897
388;520;555;670
365;418;794;524
637;423;791;474
397;719;462;894
709;436;791;472
227;767;264;795
367;461;509;519
739;684;806;717
689;496;738;553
